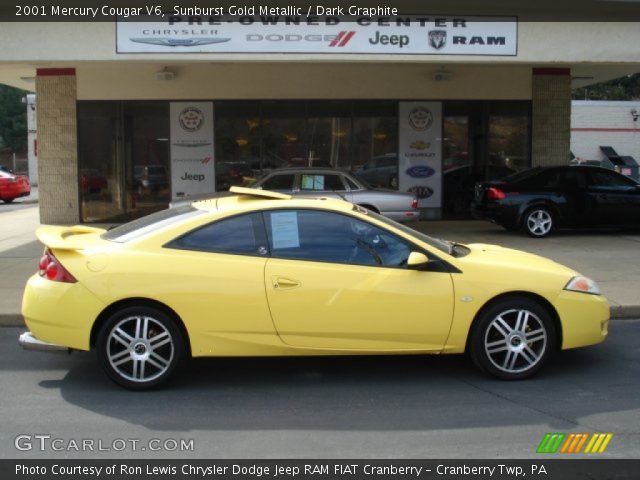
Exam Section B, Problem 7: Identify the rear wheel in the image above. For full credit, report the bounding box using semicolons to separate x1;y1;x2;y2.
469;297;556;380
2;198;14;204
390;175;398;189
523;207;554;238
97;306;185;390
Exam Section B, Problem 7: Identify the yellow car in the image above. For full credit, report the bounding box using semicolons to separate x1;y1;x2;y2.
19;187;609;389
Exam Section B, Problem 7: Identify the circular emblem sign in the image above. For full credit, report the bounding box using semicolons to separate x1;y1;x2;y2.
408;107;433;131
179;107;205;132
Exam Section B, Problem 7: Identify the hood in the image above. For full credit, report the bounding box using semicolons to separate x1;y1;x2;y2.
464;243;577;277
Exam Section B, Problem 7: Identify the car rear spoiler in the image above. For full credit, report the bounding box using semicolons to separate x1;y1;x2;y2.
36;225;106;251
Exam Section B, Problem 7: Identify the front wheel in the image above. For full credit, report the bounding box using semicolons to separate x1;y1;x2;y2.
469;297;556;380
97;306;185;390
2;198;14;204
524;207;554;238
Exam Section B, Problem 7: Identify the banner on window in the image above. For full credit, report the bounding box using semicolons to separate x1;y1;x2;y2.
170;102;215;200
117;15;517;55
398;102;442;209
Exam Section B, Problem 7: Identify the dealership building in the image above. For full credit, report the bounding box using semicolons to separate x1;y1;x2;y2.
0;1;639;224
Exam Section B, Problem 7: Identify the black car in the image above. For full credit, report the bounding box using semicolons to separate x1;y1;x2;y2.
472;166;640;237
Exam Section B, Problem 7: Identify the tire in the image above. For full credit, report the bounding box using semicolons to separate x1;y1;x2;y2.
390;175;399;189
469;297;556;380
96;306;185;390
523;207;554;238
2;198;14;204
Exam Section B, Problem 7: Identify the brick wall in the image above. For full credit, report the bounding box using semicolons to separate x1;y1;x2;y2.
531;68;572;167
35;68;79;225
571;101;640;162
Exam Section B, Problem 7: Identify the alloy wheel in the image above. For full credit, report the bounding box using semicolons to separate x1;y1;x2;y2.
526;209;553;236
106;315;174;383
484;308;547;374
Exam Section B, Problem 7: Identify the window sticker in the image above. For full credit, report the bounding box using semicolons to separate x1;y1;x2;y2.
301;175;324;190
270;212;300;249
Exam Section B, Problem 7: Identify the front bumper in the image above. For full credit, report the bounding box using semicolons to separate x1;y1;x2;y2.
18;331;70;353
555;290;609;350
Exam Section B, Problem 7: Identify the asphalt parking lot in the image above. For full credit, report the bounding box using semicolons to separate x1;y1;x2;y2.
1;320;638;459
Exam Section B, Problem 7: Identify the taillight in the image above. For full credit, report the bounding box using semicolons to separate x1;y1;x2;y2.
486;187;506;200
411;199;418;210
38;249;77;283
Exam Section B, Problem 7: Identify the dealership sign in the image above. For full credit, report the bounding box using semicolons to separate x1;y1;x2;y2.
170;102;215;200
116;15;517;55
399;102;442;209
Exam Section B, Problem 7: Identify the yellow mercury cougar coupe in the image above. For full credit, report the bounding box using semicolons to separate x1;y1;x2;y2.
20;187;609;389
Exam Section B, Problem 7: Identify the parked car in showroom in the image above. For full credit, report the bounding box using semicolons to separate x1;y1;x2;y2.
134;164;169;194
0;169;30;203
472;165;640;237
80;168;108;195
19;187;608;389
353;154;399;189
252;167;418;222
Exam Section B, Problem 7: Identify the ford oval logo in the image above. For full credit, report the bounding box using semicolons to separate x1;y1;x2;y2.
406;165;435;178
408;186;434;199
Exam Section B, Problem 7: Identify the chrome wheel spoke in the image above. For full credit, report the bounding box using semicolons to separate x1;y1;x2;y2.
492;316;512;337
503;350;518;370
149;332;171;350
486;339;509;354
514;310;528;333
520;346;539;366
112;328;132;348
526;328;546;344
148;352;170;370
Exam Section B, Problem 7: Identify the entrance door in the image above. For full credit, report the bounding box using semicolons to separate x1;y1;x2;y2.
262;209;455;350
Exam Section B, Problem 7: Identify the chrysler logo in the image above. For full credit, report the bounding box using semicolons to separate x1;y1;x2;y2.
130;37;231;47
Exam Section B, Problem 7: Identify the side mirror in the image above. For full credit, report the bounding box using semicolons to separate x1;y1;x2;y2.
407;251;430;270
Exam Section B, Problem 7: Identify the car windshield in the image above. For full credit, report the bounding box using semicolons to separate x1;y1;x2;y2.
102;205;206;243
361;208;453;255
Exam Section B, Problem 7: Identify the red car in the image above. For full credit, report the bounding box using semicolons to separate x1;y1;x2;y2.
0;170;30;203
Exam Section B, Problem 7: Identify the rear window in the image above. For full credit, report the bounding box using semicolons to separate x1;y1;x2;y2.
102;206;205;243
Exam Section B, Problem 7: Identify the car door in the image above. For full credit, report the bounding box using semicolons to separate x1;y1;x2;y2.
587;169;640;226
262;208;455;351
163;212;276;354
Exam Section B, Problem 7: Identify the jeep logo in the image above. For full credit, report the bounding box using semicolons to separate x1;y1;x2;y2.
181;172;205;182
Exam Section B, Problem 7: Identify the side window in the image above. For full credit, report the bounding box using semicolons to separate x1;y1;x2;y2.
300;174;345;191
264;209;411;267
560;170;588;189
589;170;635;188
522;169;562;189
168;213;268;256
344;176;361;191
261;174;295;191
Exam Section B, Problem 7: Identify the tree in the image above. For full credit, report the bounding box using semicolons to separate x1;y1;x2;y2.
0;84;28;153
572;73;640;101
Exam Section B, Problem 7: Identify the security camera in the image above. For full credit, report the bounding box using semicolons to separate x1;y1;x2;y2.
631;109;639;122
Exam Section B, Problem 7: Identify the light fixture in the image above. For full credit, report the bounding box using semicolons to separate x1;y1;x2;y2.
156;67;176;81
631;109;639;122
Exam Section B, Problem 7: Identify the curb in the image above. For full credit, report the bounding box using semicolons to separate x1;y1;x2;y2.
1;307;638;327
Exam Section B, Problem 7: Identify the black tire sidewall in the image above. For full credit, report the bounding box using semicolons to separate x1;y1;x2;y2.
470;297;556;380
96;306;185;390
524;207;554;238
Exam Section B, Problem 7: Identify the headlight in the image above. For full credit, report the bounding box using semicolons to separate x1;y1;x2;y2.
564;276;601;295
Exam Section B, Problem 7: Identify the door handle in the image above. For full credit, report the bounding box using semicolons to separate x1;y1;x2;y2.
272;277;301;289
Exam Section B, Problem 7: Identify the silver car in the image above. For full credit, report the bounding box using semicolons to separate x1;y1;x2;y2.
252;168;419;222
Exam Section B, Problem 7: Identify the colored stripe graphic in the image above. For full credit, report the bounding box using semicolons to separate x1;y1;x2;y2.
537;433;565;453
538;433;613;454
338;31;356;47
329;32;345;47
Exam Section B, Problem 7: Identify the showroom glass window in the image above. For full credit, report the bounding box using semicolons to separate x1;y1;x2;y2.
263;209;411;267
